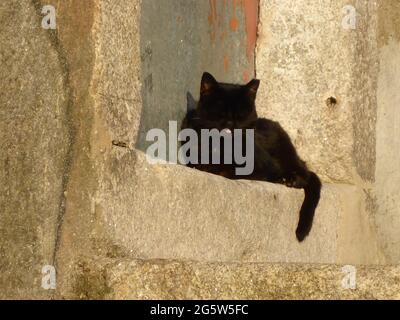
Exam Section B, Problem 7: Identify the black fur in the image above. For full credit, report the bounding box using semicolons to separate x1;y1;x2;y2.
181;72;322;242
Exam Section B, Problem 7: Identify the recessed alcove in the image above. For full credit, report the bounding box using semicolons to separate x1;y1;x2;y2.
2;0;400;299
127;0;383;267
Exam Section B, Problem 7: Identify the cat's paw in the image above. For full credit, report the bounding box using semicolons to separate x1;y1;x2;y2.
281;176;296;188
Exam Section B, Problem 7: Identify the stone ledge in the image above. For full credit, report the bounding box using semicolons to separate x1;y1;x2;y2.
92;150;381;265
68;258;400;300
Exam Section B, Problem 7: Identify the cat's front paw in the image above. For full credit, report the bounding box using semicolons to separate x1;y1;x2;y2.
280;176;296;188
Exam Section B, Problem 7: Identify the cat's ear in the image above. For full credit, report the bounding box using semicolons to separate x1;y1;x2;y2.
200;72;218;96
186;92;197;112
246;79;260;99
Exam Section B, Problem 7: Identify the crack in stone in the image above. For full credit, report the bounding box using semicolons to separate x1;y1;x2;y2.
30;0;76;297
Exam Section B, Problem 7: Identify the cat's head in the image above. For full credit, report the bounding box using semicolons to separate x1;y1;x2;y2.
197;72;260;130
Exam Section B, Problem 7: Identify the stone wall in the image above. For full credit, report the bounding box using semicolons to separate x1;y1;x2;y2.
0;0;70;299
1;0;399;299
374;0;400;263
256;0;378;184
256;0;400;264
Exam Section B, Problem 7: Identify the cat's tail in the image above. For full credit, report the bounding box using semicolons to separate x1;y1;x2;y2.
296;171;322;242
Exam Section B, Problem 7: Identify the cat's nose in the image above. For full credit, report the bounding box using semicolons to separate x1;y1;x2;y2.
226;121;234;128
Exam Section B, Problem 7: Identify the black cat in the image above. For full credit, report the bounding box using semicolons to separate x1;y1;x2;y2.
181;72;322;242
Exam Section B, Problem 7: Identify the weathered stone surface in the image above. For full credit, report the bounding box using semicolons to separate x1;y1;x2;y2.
255;0;400;265
65;258;400;300
53;0;144;298
93;151;382;266
255;0;400;264
57;144;386;298
374;0;400;263
0;0;70;299
256;0;378;184
2;0;400;300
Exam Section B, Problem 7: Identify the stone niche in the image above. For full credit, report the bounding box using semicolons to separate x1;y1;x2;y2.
1;0;400;299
